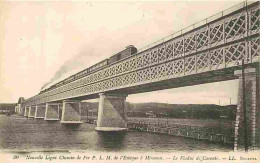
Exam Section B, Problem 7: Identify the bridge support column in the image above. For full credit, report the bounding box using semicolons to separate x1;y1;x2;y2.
234;67;259;151
61;100;82;124
18;105;21;115
17;105;19;114
35;104;46;119
17;104;22;115
95;93;128;131
45;103;60;121
58;103;63;120
15;106;18;114
20;107;25;116
24;106;29;117
28;106;36;118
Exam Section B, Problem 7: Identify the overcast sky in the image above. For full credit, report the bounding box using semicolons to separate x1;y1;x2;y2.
0;0;244;105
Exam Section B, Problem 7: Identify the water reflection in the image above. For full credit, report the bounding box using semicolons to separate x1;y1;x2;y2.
62;124;81;130
0;115;232;152
96;132;126;151
45;120;59;124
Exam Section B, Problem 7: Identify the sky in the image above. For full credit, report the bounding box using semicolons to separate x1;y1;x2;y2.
0;0;244;105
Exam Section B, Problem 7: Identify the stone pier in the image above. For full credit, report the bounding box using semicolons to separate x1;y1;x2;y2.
24;106;29;117
16;106;19;114
61;100;82;124
16;104;22;115
35;104;46;119
20;107;25;116
45;103;60;121
95;93;128;131
15;106;18;114
18;105;22;115
234;67;259;151
28;106;36;118
58;103;63;119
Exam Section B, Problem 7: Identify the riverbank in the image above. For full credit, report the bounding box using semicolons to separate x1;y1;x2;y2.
82;116;234;129
82;116;234;145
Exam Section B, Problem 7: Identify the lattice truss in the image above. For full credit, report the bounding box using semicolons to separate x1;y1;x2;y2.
26;4;259;105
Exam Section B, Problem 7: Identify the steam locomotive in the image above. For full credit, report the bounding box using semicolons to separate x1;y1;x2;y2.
40;45;138;94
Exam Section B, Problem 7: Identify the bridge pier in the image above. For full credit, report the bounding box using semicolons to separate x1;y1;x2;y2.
24;106;29;117
58;103;63;119
28;106;36;118
15;105;20;115
234;67;259;151
19;105;22;115
95;93;128;131
60;100;82;124
20;107;25;116
35;104;46;119
44;103;60;121
17;105;20;114
17;104;22;115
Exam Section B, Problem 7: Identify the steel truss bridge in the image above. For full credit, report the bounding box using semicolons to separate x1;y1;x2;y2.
24;1;259;106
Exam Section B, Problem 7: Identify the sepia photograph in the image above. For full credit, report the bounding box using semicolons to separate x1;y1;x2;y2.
0;0;259;162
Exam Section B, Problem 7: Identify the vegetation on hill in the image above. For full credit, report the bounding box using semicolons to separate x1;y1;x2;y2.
0;103;16;114
81;102;236;120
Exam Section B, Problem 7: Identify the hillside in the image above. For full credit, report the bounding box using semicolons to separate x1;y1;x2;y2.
0;103;16;114
81;102;236;120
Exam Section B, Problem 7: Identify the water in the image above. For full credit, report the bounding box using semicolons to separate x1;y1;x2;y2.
0;115;232;153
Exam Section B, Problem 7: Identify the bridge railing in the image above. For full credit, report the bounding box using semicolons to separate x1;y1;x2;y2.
137;1;254;53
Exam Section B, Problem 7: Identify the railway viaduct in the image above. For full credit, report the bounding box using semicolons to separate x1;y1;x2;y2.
15;1;259;151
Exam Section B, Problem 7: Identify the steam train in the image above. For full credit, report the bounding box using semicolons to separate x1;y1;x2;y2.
40;45;138;94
